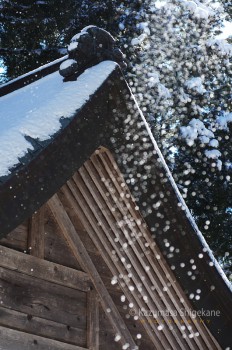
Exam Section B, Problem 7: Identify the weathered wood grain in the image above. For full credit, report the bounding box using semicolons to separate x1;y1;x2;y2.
0;245;91;292
56;190;115;280
70;153;215;350
72;171;166;348
59;182;162;349
100;150;218;350
84;156;186;350
0;326;87;350
0;221;28;251
0;267;87;329
48;193;137;349
57;189;101;255
28;206;45;258
87;290;99;350
44;210;83;270
0;307;86;347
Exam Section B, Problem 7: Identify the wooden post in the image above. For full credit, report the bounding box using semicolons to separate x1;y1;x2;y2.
87;290;99;350
28;205;45;258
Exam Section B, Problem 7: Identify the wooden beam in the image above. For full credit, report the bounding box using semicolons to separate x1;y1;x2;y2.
74;153;219;350
87;290;99;350
61;181;162;349
0;266;87;329
73;167;174;349
0;307;86;347
0;221;28;251
28;205;45;258
48;194;137;349
0;245;92;292
0;325;87;350
101;150;218;349
86;156;189;349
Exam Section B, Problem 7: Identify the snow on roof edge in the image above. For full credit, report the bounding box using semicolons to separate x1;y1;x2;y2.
1;55;68;88
0;60;117;178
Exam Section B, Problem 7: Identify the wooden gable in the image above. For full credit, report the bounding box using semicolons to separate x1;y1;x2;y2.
0;148;222;350
0;33;231;348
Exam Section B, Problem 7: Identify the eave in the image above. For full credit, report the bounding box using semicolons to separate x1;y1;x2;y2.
0;59;231;349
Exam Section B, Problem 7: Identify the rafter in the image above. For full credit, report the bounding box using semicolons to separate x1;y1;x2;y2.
48;194;137;350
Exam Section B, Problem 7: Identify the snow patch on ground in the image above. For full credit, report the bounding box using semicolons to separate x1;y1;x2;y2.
0;61;117;177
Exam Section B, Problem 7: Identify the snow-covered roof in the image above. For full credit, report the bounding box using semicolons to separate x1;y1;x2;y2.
0;56;231;349
1;56;68;91
0;61;117;178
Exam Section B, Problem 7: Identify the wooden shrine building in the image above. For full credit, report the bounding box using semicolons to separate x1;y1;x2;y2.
0;27;231;350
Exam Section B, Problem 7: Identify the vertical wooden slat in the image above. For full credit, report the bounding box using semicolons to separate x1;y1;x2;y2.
62;182;162;350
73;169;184;350
99;151;220;350
89;154;202;349
28;205;45;258
48;194;137;350
87;290;99;350
73;149;220;350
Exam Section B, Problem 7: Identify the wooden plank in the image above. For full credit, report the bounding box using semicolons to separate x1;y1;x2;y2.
87;290;99;350
98;153;217;349
0;266;87;329
60;181;163;350
76;156;216;350
98;288;166;350
0;245;92;292
57;190;101;255
0;325;87;350
0;221;28;251
44;212;83;271
28;206;45;258
101;150;218;350
73;169;176;350
57;189;116;280
48;194;137;349
87;156;195;350
0;307;86;347
99;301;156;350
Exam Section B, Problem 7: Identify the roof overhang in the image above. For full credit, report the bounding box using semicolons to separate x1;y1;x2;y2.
0;59;231;348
